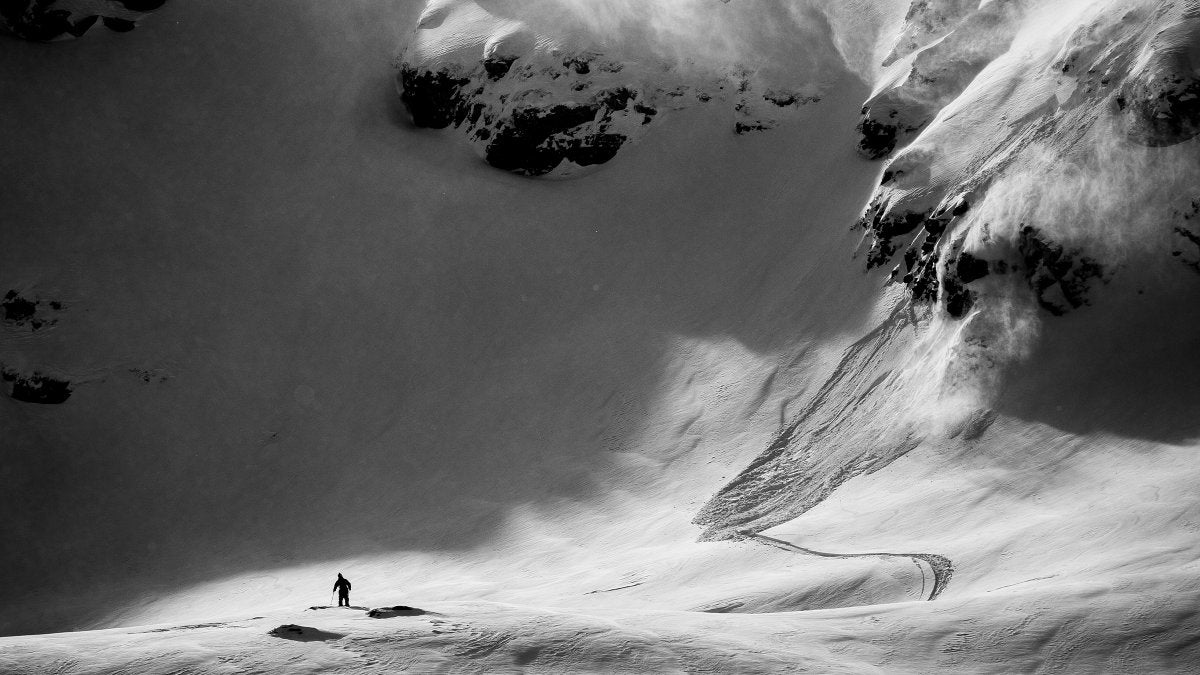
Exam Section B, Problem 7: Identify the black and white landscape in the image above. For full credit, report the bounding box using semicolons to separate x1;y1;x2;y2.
4;0;1200;672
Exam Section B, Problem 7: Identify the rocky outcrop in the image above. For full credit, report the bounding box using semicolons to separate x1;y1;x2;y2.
1;367;72;404
857;108;923;160
0;0;165;41
1017;225;1105;316
396;2;830;177
1173;200;1200;273
2;290;63;331
397;66;473;129
856;0;1022;159
1119;14;1200;147
940;249;989;318
396;56;648;177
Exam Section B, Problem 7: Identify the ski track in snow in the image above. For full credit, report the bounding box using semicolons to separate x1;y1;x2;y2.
743;533;954;602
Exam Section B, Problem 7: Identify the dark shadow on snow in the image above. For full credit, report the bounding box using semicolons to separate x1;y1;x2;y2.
367;605;429;618
268;624;345;642
994;268;1200;444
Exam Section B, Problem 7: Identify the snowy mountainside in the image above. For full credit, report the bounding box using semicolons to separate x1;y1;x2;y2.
697;0;1200;540
3;0;1200;671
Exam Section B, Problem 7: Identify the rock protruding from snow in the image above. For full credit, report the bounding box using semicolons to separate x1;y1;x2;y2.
0;0;164;41
857;0;1022;159
367;605;426;618
395;0;836;177
267;624;344;642
0;366;72;404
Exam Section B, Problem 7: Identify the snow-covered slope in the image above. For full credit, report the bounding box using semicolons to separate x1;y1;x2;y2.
4;0;1200;672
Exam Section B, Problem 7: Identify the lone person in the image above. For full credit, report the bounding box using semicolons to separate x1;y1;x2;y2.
333;573;352;607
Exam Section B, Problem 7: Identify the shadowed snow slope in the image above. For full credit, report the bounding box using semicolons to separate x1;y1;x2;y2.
3;0;1200;672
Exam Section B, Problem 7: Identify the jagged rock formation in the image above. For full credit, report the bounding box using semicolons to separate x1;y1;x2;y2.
0;0;164;41
394;0;831;176
2;290;62;331
857;0;1022;159
395;56;651;176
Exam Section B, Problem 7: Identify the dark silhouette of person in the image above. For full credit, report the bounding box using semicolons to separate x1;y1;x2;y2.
333;573;352;607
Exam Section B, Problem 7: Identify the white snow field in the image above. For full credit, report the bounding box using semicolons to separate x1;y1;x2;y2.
3;0;1200;672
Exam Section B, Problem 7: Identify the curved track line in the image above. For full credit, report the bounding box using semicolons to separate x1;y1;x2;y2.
743;532;954;601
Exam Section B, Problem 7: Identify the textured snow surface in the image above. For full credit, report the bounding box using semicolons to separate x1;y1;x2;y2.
3;0;1200;672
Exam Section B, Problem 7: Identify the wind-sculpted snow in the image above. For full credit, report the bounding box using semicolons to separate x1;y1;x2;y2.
0;0;164;41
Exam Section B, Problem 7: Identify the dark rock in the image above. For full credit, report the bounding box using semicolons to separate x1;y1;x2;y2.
592;87;633;111
1172;225;1200;274
762;90;818;107
1122;60;1200;147
734;121;772;134
367;605;427;618
872;209;930;241
483;103;600;175
908;248;940;304
1017;225;1104;315
66;14;98;37
866;237;900;269
482;56;516;81
938;248;990;319
2;290;36;322
268;624;344;642
1;0;164;41
633;103;656;125
857;112;900;160
563;56;591;75
2;290;60;330
764;91;798;106
559;133;626;167
2;368;72;404
942;276;974;318
398;66;472;128
858;201;936;270
955;252;989;283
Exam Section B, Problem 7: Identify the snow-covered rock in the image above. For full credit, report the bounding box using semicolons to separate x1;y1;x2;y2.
0;0;164;41
394;0;837;176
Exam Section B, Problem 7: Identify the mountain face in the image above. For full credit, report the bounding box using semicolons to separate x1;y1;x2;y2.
3;0;1200;671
